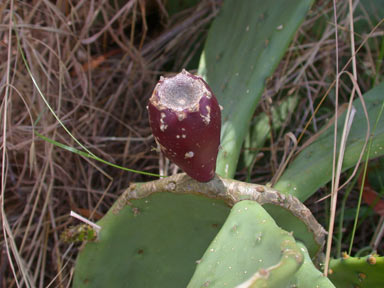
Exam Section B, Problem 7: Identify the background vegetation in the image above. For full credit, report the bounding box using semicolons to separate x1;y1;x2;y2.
1;0;383;286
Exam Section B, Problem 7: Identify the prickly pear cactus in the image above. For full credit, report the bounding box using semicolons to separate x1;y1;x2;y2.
328;254;384;288
187;200;304;288
73;174;326;288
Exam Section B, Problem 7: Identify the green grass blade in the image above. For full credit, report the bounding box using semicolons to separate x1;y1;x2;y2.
14;18;160;179
198;0;314;178
35;132;161;178
14;23;96;158
274;82;384;201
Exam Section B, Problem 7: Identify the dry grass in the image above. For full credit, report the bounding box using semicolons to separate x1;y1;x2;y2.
1;0;218;286
0;0;383;287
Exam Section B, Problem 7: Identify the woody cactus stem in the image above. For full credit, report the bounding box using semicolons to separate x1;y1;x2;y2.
148;69;221;182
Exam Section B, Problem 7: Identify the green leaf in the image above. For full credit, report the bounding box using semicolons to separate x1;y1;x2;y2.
35;132;161;178
198;0;314;178
241;96;299;169
274;82;384;201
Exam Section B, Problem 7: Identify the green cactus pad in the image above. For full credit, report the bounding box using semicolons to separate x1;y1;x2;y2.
261;203;323;261
118;174;325;257
73;175;325;287
187;200;304;287
73;193;230;288
292;242;335;287
236;242;336;287
328;254;384;288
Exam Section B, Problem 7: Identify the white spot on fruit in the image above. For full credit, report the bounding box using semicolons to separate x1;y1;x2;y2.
181;128;186;131
182;134;186;138
219;105;224;111
177;112;186;121
176;135;180;139
160;113;168;131
201;115;210;125
185;151;194;158
201;106;211;125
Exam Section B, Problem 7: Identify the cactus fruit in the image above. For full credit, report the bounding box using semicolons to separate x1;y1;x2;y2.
148;69;221;182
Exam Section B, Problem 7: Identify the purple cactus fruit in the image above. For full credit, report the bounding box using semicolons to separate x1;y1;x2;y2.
148;69;221;182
